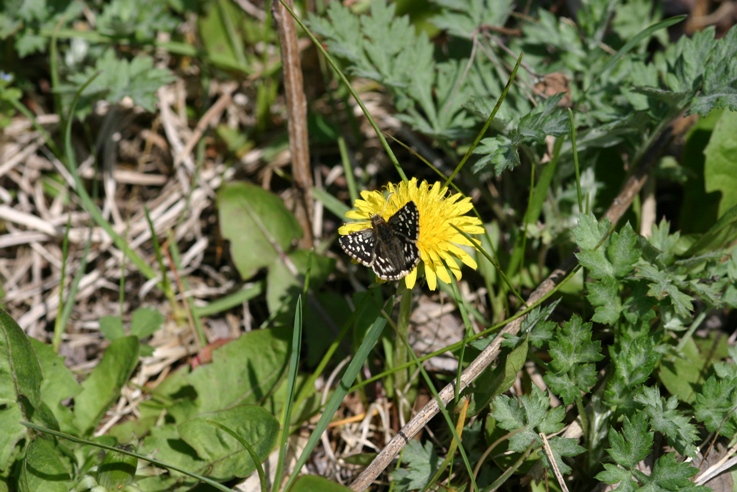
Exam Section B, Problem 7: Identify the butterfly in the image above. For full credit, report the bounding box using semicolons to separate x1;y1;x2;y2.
339;201;420;280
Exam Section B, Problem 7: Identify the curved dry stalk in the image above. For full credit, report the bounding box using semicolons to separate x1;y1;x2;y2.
272;0;314;248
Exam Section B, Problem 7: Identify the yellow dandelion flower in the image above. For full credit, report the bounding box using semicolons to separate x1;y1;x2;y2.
338;178;485;290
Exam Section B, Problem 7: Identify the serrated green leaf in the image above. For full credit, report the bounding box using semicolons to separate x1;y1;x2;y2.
390;440;439;490
635;387;699;457
607;224;641;277
596;463;635;488
542;435;585;475
587;277;621;324
573;213;610;250
693;375;737;438
688;26;737;116
636;263;694;317
606;412;653;469
472;135;520;175
645;453;707;491
430;0;514;39
517;94;571;143
65;49;175;118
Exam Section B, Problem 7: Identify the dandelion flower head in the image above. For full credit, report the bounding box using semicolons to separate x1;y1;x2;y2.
339;178;484;290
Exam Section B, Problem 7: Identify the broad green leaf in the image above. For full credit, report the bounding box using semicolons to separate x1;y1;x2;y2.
472;338;528;414
130;307;164;339
0;310;42;408
0;310;43;467
99;316;125;340
28;339;81;433
138;424;202;490
19;438;71;492
217;182;302;280
265;249;335;317
704;110;737;217
290;475;353;492
98;446;138;490
658;338;705;404
72;336;140;436
183;327;290;416
178;405;279;481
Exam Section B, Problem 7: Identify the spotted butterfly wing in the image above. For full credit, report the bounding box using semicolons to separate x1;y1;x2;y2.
339;200;421;280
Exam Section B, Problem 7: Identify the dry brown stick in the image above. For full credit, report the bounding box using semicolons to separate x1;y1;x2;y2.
272;0;314;248
349;131;670;491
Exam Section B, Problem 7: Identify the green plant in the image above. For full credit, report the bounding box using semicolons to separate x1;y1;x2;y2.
2;0;737;491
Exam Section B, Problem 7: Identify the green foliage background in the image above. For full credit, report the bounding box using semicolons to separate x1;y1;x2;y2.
0;0;736;491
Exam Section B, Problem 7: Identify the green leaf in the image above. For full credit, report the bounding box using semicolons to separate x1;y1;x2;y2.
390;440;439;490
28;339;81;433
99;316;125;340
130;307;164;339
587;277;621;324
72;336;140;436
693;375;737;438
0;310;42;408
0;310;43;467
19;438;72;492
573;213;610;251
614;334;660;388
641;453;708;491
517;94;571;143
547;316;604;373
596;464;635;489
290;475;353;492
65;49;175;118
178;405;279;481
430;0;514;39
98;445;138;490
183;327;290;417
636;263;693;317
473;95;571;175
657;337;706;404
472;135;520;175
606;412;653;470
635;386;699;457
688;26;737;116
704;110;737;217
217;182;302;280
473;338;529;413
266;249;335;317
491;386;566;453
542;436;585;476
607;224;642;277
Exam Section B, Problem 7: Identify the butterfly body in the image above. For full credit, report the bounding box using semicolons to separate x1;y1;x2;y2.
339;201;420;280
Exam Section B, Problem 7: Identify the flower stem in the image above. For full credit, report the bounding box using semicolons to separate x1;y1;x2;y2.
394;282;413;418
